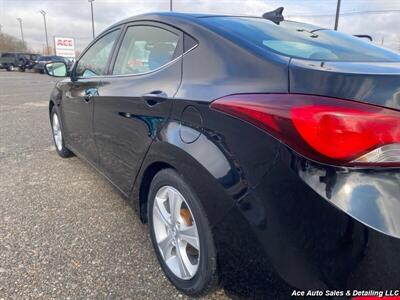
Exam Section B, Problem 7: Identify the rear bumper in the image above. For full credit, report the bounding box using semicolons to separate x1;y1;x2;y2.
215;147;400;298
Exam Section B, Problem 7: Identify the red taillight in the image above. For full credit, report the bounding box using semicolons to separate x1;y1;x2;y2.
210;94;400;166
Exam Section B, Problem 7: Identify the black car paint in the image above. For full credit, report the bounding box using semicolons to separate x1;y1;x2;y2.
290;59;400;110
95;21;184;194
62;77;101;166
49;12;400;298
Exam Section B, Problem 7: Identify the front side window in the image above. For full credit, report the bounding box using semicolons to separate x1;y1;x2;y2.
75;29;120;78
113;25;179;75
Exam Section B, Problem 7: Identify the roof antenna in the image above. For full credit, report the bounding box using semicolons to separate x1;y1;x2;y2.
262;7;284;24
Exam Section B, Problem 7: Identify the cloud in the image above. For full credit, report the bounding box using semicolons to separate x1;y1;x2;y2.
0;0;399;53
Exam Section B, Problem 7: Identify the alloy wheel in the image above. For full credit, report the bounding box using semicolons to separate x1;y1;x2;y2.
52;113;63;151
152;186;200;280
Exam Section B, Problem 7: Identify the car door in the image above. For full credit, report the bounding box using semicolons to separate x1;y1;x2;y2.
62;28;121;166
94;22;183;194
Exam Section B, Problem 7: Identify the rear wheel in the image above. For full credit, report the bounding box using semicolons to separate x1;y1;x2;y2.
148;169;218;296
50;106;73;158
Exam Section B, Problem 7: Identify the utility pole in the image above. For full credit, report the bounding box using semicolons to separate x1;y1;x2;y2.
16;18;24;45
334;0;341;31
39;10;49;55
170;0;173;12
88;0;95;39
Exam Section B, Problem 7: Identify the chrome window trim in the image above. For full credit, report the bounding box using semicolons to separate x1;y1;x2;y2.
75;41;198;80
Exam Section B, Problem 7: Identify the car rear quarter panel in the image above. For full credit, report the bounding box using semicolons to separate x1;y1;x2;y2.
222;146;400;297
175;18;290;101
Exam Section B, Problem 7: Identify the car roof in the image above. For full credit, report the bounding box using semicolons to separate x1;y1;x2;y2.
108;11;322;32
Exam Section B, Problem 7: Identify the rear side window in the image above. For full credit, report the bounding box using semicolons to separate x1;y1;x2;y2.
112;25;179;75
201;17;400;62
75;29;120;78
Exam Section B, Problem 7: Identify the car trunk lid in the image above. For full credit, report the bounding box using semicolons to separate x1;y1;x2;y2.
289;59;400;110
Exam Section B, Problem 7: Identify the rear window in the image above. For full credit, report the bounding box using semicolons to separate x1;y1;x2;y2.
201;17;400;62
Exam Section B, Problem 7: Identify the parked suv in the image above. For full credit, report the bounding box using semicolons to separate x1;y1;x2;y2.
0;52;38;71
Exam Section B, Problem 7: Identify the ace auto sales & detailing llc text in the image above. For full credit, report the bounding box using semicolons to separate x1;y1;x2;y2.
291;289;400;298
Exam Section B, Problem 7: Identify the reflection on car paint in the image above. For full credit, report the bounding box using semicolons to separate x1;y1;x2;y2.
118;112;164;138
295;152;400;239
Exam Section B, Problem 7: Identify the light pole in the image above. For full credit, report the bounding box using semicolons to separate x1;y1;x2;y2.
334;0;341;31
170;0;173;12
88;0;95;39
16;18;24;45
39;10;49;54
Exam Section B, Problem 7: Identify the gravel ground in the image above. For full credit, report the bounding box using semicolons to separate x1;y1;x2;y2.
0;70;228;300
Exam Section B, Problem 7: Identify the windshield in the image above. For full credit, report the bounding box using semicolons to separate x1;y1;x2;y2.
201;17;400;62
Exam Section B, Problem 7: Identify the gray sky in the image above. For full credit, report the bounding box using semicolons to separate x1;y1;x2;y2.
1;0;399;53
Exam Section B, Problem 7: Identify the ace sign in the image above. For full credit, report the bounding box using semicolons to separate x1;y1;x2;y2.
54;37;75;58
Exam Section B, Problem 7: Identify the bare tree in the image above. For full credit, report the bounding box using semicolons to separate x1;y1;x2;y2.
0;32;33;52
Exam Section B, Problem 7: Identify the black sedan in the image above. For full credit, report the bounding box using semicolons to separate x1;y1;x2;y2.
44;11;400;298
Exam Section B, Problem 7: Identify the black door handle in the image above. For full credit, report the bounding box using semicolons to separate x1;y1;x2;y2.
83;93;93;102
84;87;98;103
142;90;168;107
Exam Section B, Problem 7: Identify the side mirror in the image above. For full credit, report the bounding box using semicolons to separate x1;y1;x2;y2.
45;62;67;77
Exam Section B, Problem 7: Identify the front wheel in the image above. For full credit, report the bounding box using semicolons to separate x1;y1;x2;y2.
50;107;73;158
148;169;219;296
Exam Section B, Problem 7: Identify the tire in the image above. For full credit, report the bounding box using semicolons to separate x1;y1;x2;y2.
50;106;73;158
148;169;219;296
